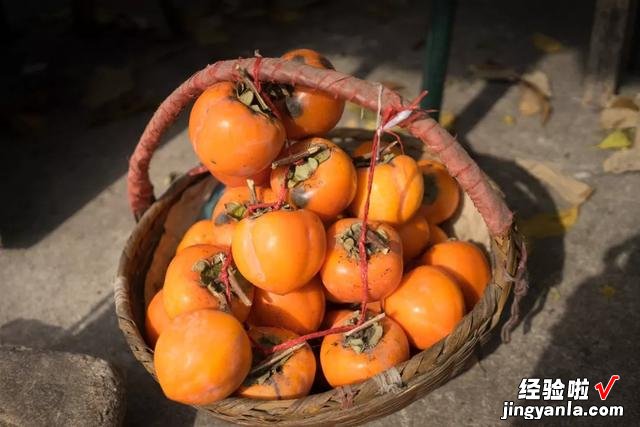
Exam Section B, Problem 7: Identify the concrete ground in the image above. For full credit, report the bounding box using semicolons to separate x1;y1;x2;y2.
1;0;639;425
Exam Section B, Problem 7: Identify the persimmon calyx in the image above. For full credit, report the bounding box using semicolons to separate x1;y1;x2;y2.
280;144;331;188
352;141;399;168
235;68;277;117
338;222;390;260
214;201;247;225
422;173;439;205
244;337;301;386
342;312;385;354
192;253;252;307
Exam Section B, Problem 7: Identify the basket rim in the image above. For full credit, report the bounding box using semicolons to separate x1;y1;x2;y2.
115;129;524;426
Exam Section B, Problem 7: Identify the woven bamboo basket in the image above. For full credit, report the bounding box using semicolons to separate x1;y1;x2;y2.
115;57;527;426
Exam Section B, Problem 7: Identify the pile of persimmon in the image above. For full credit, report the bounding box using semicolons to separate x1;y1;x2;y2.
144;48;492;407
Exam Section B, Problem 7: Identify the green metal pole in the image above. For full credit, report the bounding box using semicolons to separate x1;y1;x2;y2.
421;0;457;121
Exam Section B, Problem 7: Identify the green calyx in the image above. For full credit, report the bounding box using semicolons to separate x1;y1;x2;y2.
214;201;248;225
192;254;250;304
243;335;291;386
285;144;331;188
337;222;391;260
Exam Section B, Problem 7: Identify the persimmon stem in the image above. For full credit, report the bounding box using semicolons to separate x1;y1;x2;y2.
271;145;322;169
228;268;252;307
237;67;270;111
344;313;386;337
250;343;305;375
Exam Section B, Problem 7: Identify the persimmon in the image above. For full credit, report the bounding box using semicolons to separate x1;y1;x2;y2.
280;49;345;139
418;160;460;224
189;81;285;179
176;220;217;253
232;208;326;294
351;140;402;158
154;309;251;405
237;327;316;400
320;309;352;329
144;289;171;348
163;244;255;322
321;218;403;303
248;276;325;335
429;223;448;245
421;241;491;309
383;265;465;350
270;138;356;222
320;311;410;387
211;185;277;248
349;153;423;224
396;214;431;261
210;167;271;188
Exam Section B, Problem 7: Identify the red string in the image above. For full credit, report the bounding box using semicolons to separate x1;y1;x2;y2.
266;325;353;354
250;55;284;123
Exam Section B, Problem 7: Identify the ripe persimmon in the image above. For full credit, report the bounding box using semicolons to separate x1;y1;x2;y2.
163;244;255;322
270;138;356;222
248;276;325;335
210;167;271;188
418;160;460;224
154;309;251;405
144;289;171;348
176;220;217;253
232;208;326;294
349;153;423;224
396;214;431;261
211;185;277;248
320;218;403;303
421;241;491;309
236;327;316;400
383;265;465;350
280;49;345;139
320;311;409;387
429;223;448;245
320;309;352;329
351;140;402;158
189;81;285;179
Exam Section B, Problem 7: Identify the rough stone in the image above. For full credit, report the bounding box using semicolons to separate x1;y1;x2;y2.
0;346;125;427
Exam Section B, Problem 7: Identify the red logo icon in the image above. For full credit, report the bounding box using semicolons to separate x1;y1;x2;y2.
594;375;620;400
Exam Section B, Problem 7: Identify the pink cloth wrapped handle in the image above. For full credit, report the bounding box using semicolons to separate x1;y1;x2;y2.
127;57;513;236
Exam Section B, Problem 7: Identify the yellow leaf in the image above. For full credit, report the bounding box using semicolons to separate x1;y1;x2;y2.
597;130;632;150
502;114;516;125
531;33;564;53
439;110;456;131
600;284;616;300
549;287;561;301
518;206;579;239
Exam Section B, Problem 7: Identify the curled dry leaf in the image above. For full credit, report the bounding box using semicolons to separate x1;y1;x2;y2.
599;100;640;129
603;138;640;174
515;158;593;206
469;62;519;81
518;71;552;124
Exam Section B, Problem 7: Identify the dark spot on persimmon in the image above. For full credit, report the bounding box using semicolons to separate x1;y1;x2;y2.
285;95;303;118
423;173;439;205
290;187;310;208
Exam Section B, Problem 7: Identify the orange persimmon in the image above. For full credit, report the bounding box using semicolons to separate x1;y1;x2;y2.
270;138;356;222
176;220;217;253
248;276;326;335
396;214;431;261
189;81;285;179
232;209;326;294
349;154;423;224
280;49;344;139
236;327;316;400
154;309;251;405
162;244;255;322
418;160;460;224
320;218;403;303
429;223;448;245
384;265;465;350
320;311;410;387
144;289;171;348
421;241;491;309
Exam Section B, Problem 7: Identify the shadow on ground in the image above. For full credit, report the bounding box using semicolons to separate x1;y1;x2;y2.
0;296;198;426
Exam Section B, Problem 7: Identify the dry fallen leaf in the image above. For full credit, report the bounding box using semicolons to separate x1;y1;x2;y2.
503;114;516;125
549;287;561;301
518;205;579;239
531;33;564;53
518;71;552;123
515;159;593;206
597;130;632;150
600;108;639;129
603;141;640;173
607;96;639;110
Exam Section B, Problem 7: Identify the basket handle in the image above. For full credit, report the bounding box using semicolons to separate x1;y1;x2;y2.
127;57;513;236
